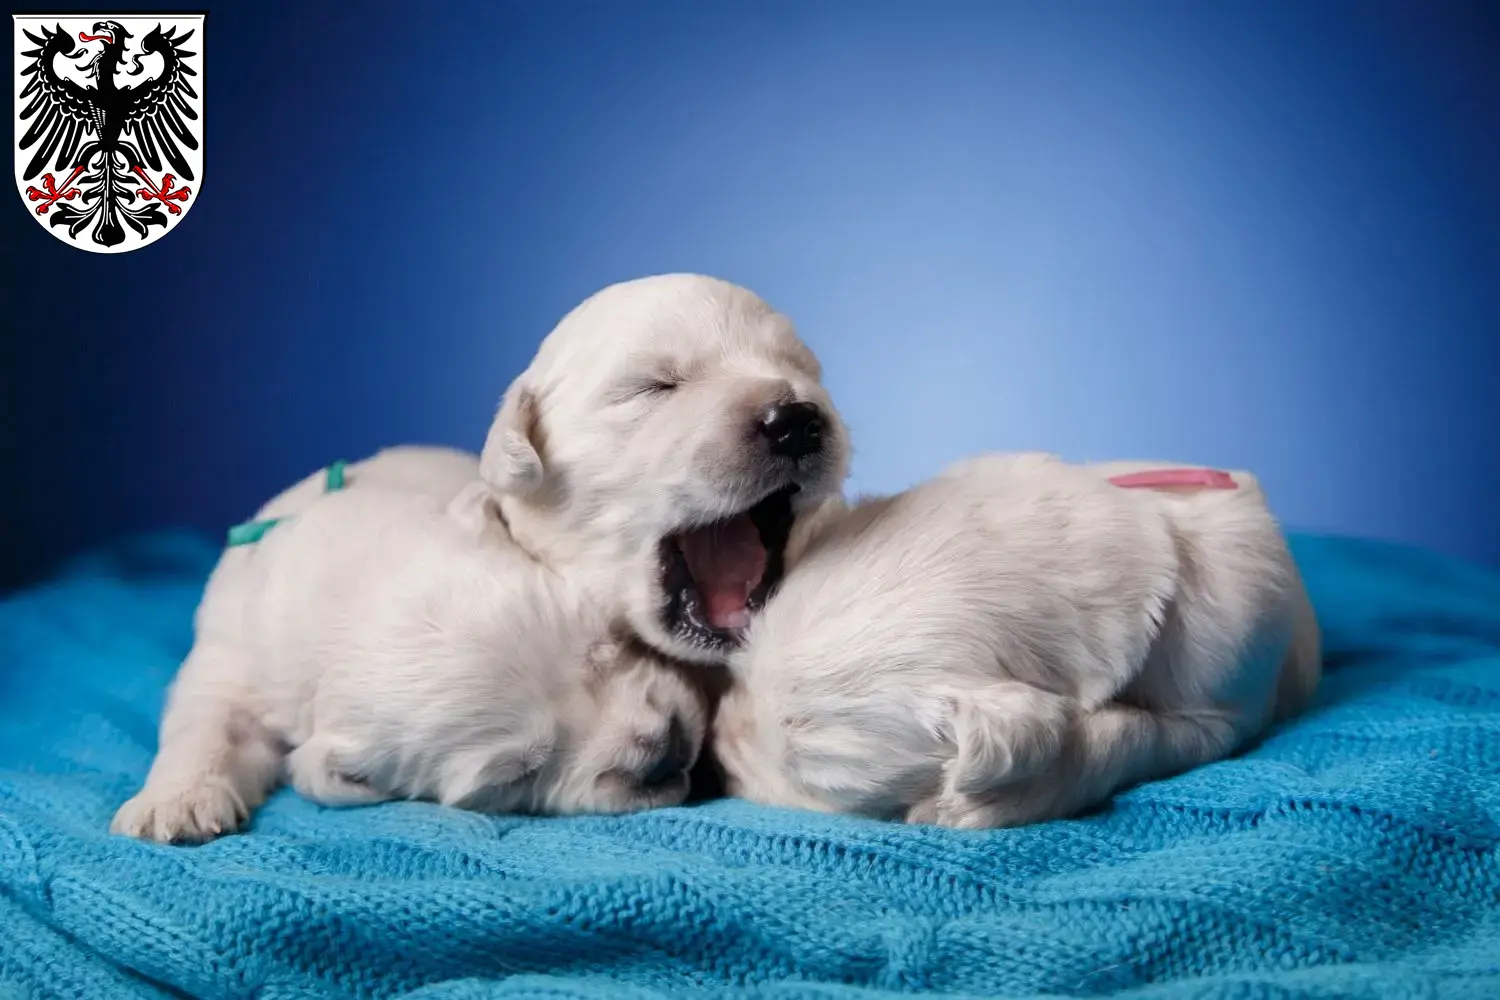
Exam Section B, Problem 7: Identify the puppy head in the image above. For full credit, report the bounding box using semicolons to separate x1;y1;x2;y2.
481;274;852;665
539;633;711;814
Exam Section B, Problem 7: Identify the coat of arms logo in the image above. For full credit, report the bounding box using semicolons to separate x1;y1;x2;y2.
12;12;205;253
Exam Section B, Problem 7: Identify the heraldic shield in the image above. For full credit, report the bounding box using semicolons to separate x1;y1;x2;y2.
12;12;205;253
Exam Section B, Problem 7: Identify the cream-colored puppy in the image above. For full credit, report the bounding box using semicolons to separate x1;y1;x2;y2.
112;447;707;843
715;452;1321;829
479;274;851;666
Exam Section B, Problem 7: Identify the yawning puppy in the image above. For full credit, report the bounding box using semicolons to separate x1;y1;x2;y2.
714;451;1321;829
111;447;708;844
478;274;851;665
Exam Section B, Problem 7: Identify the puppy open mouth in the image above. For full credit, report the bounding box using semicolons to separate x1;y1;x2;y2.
659;485;798;648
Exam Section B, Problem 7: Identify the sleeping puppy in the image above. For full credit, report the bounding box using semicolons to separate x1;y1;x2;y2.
112;273;849;841
111;447;707;843
479;274;851;666
713;451;1321;829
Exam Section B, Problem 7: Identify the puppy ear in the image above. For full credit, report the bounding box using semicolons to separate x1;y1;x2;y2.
479;381;544;498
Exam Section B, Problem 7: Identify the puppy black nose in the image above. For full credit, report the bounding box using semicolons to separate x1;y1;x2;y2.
758;401;824;460
641;716;693;787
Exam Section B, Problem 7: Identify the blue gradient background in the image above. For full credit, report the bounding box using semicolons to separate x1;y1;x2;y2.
4;0;1498;588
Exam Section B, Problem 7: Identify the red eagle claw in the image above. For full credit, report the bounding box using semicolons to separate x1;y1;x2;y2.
25;170;83;215
133;168;192;216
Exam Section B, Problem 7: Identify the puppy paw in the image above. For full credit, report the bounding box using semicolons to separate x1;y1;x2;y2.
110;779;248;844
943;683;1073;796
286;739;388;807
904;795;945;827
907;782;1055;831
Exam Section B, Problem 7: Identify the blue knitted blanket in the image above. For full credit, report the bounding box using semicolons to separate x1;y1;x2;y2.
2;532;1498;1000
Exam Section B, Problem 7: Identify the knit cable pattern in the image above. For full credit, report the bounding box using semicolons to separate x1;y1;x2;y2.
1;531;1498;999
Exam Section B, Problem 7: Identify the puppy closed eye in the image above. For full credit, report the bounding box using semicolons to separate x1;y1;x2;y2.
614;370;685;404
635;377;681;398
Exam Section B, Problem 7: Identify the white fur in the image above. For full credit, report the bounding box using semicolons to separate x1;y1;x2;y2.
479;274;852;665
715;451;1322;829
111;447;707;843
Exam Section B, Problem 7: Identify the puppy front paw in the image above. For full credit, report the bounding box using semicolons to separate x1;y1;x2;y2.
110;779;248;844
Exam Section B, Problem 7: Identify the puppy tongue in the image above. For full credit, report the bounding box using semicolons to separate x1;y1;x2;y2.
678;514;766;631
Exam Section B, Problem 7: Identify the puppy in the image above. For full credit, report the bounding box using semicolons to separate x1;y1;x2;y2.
478;274;852;666
111;448;707;843
714;451;1321;829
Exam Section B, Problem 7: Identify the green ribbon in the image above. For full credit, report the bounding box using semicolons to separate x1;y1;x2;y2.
225;460;349;548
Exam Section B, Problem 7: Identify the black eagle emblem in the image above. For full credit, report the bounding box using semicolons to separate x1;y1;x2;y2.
18;20;199;247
